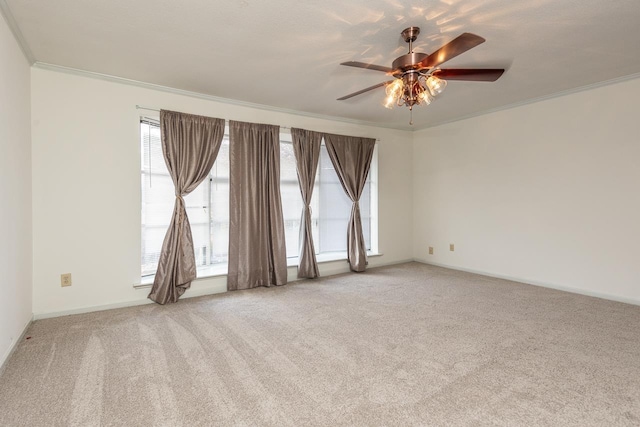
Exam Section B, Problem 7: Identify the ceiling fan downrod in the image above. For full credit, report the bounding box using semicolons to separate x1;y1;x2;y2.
401;26;420;54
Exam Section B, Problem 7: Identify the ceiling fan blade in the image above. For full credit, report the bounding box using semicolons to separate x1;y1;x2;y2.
420;33;486;69
340;61;394;73
433;68;505;82
337;81;394;100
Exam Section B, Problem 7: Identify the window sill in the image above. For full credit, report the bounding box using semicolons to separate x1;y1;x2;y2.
135;252;382;289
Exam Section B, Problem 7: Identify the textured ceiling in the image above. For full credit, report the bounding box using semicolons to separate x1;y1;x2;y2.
4;0;640;130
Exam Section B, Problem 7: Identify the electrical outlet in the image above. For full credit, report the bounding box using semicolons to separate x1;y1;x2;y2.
61;273;72;287
450;243;455;251
429;247;434;255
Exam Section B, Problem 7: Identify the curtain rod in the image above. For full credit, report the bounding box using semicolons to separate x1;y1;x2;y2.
136;105;380;141
135;105;298;130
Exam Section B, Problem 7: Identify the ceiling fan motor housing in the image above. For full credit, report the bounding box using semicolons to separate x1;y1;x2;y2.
392;52;429;75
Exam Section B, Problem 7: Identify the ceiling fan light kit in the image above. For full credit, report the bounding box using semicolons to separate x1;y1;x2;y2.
339;26;505;124
383;72;446;110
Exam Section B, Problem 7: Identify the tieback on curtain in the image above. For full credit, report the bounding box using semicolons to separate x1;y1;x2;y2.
175;195;186;222
322;131;376;273
147;110;225;305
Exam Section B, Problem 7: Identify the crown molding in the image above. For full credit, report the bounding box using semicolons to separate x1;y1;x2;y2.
415;71;640;131
0;0;35;64
32;62;411;132
28;61;640;133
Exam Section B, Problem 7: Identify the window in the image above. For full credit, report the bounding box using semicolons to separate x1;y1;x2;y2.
141;120;377;279
140;120;230;277
279;137;374;257
279;138;310;258
317;146;372;253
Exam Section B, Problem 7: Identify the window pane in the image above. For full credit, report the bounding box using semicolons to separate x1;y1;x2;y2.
184;181;210;267
210;140;230;264
360;180;371;248
141;122;173;275
280;141;303;258
318;145;371;253
141;122;229;277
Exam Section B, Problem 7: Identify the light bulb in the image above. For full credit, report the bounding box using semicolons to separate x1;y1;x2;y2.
418;89;434;105
385;79;403;97
383;79;403;109
384;94;396;109
426;75;447;96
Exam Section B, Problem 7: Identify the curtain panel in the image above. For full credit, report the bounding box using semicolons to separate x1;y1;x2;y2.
291;128;323;279
323;132;376;272
148;110;225;304
227;120;288;290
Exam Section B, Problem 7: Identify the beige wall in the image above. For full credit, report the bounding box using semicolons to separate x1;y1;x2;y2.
31;68;414;317
412;76;640;304
0;17;32;365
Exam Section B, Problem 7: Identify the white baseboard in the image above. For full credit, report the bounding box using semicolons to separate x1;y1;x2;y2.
34;298;153;320
370;258;415;270
0;315;33;376
313;256;414;277
413;258;640;307
34;282;228;320
33;256;414;320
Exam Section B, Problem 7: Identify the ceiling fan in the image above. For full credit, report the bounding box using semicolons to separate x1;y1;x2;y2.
338;27;504;122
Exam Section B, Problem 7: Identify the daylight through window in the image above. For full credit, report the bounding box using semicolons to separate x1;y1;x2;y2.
141;120;376;279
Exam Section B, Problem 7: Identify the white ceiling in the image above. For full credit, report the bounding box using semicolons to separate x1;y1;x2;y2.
4;0;640;130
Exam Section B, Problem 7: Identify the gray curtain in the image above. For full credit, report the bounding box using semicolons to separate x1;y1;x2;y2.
227;120;287;290
291;128;322;279
323;132;376;272
148;110;225;304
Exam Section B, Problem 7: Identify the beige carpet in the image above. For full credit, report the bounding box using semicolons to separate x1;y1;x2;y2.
1;262;639;426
